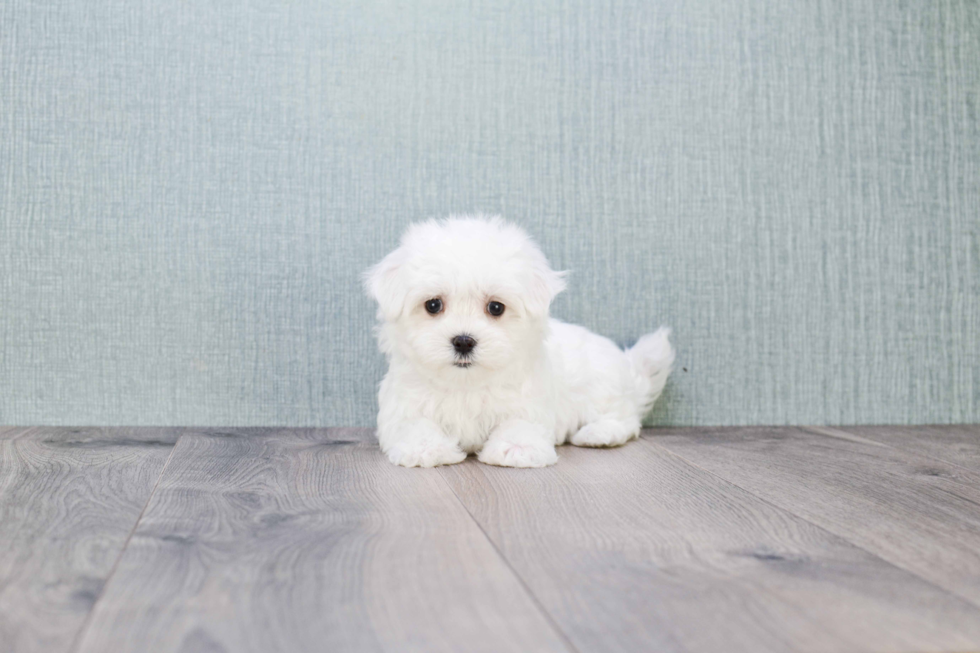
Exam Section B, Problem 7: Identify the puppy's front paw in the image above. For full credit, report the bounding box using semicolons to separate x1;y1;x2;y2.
570;418;639;447
478;423;557;468
386;439;467;468
478;437;557;468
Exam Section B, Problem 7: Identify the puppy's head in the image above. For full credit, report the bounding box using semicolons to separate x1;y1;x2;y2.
365;215;566;376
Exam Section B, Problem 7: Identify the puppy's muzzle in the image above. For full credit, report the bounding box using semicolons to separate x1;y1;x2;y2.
451;334;477;356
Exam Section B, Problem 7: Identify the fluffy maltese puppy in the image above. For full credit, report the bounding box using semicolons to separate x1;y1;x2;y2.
365;215;674;468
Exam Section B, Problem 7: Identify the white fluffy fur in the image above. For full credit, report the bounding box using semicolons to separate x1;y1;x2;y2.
365;215;674;468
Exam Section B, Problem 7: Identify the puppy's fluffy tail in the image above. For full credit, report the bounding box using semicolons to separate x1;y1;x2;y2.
626;327;675;416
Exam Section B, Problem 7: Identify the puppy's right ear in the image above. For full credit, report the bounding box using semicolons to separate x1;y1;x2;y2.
364;248;408;321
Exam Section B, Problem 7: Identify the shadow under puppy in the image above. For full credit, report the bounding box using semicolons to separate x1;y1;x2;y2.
365;215;674;468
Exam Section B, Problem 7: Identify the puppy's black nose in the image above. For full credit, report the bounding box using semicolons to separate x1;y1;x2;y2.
451;335;477;355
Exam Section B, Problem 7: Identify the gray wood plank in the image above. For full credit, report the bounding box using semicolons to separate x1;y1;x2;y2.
0;427;179;653
75;428;570;653
652;426;980;611
829;424;980;473
439;438;980;653
0;426;32;439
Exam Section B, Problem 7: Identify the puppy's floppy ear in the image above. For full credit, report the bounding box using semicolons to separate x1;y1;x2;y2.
523;261;567;317
364;248;409;321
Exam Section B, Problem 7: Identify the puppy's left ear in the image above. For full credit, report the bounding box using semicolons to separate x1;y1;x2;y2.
364;248;409;321
523;262;567;318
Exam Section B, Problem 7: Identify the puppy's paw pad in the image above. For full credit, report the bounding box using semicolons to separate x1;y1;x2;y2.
478;439;558;468
570;421;638;448
386;440;467;468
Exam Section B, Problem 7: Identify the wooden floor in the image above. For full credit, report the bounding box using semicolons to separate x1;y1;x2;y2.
2;426;980;653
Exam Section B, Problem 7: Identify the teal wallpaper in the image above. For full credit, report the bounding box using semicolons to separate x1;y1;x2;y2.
1;0;978;427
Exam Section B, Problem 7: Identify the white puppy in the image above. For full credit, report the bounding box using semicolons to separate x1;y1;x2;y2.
365;215;674;468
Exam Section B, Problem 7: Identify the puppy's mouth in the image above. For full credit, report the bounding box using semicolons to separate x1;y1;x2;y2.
453;360;473;369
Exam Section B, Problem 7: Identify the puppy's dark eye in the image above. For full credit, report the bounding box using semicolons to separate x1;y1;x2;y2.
424;298;443;315
487;301;505;317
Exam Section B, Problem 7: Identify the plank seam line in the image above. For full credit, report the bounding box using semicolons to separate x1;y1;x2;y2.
66;429;184;653
436;468;582;653
0;426;32;440
802;425;980;476
798;425;889;448
636;435;980;614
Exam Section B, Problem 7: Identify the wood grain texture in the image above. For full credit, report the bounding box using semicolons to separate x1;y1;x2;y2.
653;426;980;611
0;427;179;653
439;437;980;653
829;424;980;472
75;428;570;653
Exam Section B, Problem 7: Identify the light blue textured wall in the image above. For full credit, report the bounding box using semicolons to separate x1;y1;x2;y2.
1;0;978;427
